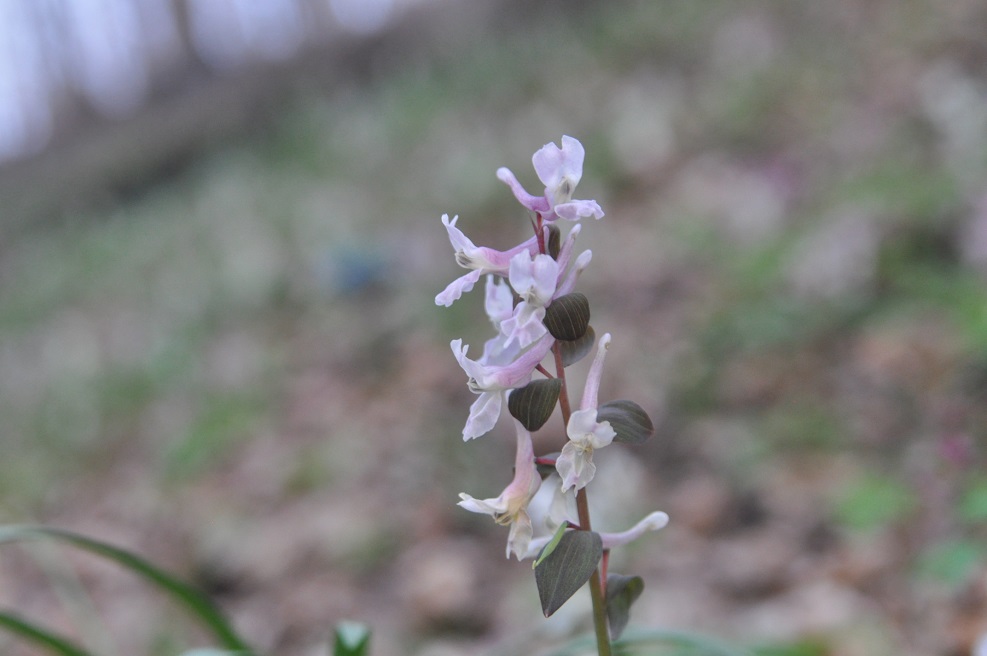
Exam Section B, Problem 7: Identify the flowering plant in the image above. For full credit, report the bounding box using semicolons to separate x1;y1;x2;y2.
437;136;667;654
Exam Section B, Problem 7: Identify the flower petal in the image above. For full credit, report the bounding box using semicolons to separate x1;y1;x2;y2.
484;275;514;327
463;390;503;440
533;136;585;203
567;409;616;454
557;440;597;492
496;167;550;214
509;252;559;307
555;199;605;221
457;492;508;516
507;511;533;560
579;333;612;412
599;511;670;549
500;301;548;349
435;269;483;307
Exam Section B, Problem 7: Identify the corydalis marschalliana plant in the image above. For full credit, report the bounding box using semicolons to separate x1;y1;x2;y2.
436;136;668;653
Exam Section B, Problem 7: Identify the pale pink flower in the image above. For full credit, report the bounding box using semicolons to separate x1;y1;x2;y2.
435;214;541;307
498;252;559;348
496;136;604;222
451;333;555;440
458;420;542;560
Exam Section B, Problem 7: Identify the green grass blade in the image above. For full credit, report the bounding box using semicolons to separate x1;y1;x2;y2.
0;610;97;656
0;525;254;654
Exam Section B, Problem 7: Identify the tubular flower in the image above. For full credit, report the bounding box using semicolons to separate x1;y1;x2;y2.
458;420;542;560
496;136;604;222
557;333;615;491
435;214;542;307
523;511;670;560
599;511;670;549
451;333;555;440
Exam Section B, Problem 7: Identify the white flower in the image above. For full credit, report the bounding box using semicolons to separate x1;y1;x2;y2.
557;409;615;492
557;333;614;491
458;420;542;560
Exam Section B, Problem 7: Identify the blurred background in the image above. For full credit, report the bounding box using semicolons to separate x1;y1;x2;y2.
1;0;987;654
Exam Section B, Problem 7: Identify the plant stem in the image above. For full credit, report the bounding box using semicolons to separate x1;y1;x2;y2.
552;342;611;656
577;488;612;656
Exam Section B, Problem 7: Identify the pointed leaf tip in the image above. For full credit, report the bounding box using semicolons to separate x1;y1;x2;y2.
605;573;644;640
534;530;602;617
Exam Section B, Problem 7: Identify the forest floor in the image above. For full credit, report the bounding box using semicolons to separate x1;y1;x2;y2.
2;1;987;655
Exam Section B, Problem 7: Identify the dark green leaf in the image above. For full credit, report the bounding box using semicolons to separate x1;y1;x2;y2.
559;325;596;367
597;400;654;444
544;293;590;341
546;224;562;260
0;525;253;653
0;611;96;656
605;574;644;640
509;379;562;431
534;530;602;617
333;621;371;656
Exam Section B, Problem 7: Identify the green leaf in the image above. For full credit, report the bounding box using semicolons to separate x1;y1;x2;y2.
534;530;602;617
605;574;643;640
532;522;569;569
332;621;371;656
508;378;562;431
544;293;591;341
0;525;253;654
0;611;96;656
559;325;596;367
597;400;654;445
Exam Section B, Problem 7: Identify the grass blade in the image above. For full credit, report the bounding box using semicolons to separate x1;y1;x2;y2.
0;525;253;654
0;610;97;656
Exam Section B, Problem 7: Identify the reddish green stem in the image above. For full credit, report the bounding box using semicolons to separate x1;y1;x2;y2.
539;218;610;655
552;341;611;656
